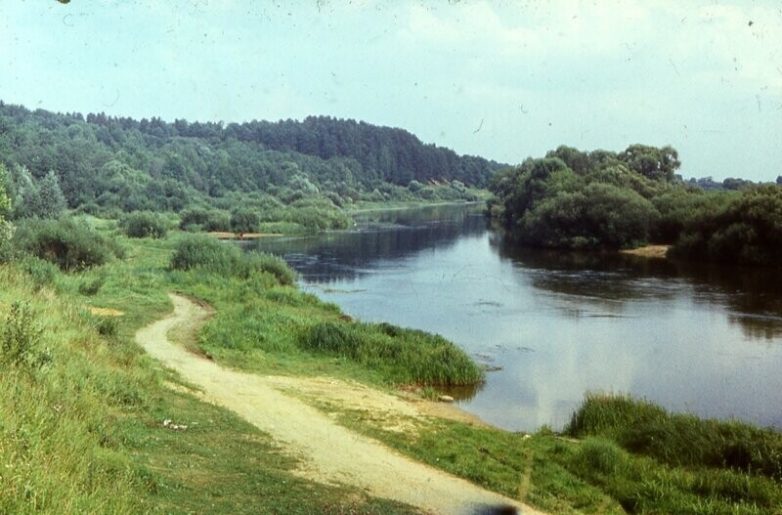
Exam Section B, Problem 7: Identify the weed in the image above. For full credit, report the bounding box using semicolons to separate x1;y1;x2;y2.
18;255;59;290
78;274;105;296
1;301;48;368
96;316;118;337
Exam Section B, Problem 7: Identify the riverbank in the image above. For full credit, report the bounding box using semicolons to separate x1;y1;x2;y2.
348;198;487;215
2;221;781;513
208;231;282;240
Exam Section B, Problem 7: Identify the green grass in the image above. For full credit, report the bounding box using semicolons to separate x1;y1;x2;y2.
301;396;782;514
567;393;782;480
304;402;618;514
301;321;483;386
0;234;421;513
5;218;782;514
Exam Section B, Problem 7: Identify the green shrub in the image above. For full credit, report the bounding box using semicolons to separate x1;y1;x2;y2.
170;235;296;286
95;316;118;337
118;211;168;238
245;251;296;286
0;220;13;263
78;274;106;296
13;218;123;271
1;301;48;368
230;208;261;234
179;207;231;232
18;256;59;289
170;234;241;275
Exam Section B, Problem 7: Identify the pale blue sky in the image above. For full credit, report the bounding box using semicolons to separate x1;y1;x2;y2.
1;1;780;180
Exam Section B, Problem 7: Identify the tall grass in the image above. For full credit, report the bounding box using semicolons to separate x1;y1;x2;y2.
0;266;142;513
567;393;782;480
302;321;484;386
169;234;296;285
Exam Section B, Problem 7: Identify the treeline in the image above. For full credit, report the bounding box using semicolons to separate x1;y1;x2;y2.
488;144;782;266
226;116;501;187
0;101;500;231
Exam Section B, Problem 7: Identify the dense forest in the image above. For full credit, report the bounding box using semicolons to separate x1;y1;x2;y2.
0;101;501;233
488;145;782;266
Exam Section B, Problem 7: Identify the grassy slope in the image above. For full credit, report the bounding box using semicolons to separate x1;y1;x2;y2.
1;237;418;513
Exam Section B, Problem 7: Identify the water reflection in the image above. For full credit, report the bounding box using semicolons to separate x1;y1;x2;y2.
494;236;782;341
254;205;782;431
252;204;486;282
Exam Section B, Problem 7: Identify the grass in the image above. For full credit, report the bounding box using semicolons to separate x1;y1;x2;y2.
3;217;782;513
567;393;782;480
0;234;421;513
304;397;782;514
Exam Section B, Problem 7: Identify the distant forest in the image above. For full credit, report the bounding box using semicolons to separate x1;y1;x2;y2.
0;101;501;223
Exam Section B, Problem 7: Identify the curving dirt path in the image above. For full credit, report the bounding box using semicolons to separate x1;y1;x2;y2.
135;294;544;515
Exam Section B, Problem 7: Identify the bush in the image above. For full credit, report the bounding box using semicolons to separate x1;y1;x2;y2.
13;218;123;271
1;301;47;368
95;316;118;337
118;211;168;238
179;208;231;232
0;220;13;263
230;208;261;234
245;251;296;286
170;234;241;275
170;235;296;285
18;256;59;289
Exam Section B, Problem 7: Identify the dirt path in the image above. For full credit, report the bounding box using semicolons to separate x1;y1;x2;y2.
135;294;544;515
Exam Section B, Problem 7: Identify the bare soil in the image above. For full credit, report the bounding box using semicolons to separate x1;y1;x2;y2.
89;307;124;317
620;244;670;259
135;294;543;515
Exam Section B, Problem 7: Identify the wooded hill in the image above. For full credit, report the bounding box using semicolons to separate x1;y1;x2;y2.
0;101;502;218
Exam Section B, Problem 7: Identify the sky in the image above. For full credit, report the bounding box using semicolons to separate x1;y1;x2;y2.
1;0;780;181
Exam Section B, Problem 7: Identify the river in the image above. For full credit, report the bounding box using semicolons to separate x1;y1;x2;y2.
252;204;782;432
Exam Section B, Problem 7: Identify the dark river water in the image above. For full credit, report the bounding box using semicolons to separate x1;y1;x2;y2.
253;204;782;432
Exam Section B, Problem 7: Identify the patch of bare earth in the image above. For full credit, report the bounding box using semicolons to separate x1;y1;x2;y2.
135;294;543;515
89;307;124;317
620;244;670;259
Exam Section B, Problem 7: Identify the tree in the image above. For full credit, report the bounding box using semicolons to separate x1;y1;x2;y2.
0;163;14;260
618;144;680;182
0;163;11;219
230;208;260;236
34;170;67;218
